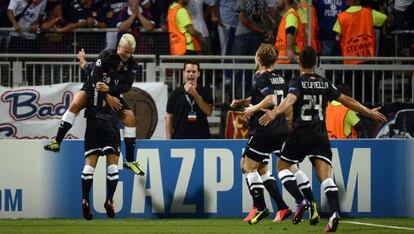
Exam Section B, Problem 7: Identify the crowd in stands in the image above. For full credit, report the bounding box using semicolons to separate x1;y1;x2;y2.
0;0;413;56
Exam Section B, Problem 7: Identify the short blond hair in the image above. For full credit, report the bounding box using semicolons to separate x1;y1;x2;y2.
119;33;136;50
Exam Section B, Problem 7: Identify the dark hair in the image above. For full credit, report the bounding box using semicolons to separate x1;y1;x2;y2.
299;46;317;69
256;44;278;68
183;60;200;71
100;53;121;72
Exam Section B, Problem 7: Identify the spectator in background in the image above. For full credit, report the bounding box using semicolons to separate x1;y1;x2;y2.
187;0;219;55
40;1;84;53
333;0;387;64
274;0;305;64
326;83;365;139
116;0;155;54
217;0;238;56
166;61;213;139
233;0;274;57
333;0;387;101
7;0;47;53
314;0;347;57
0;0;11;52
102;0;128;50
63;0;107;53
232;0;274;98
394;0;414;30
167;0;202;55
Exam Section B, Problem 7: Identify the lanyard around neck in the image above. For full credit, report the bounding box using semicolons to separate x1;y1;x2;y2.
185;93;195;112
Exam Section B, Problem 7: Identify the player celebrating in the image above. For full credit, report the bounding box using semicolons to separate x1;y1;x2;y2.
259;46;386;232
80;52;123;220
231;44;292;224
44;33;144;176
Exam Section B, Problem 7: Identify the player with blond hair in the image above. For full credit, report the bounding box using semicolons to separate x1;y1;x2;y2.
44;33;144;176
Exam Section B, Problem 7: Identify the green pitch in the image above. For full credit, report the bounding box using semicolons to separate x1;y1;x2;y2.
1;218;414;233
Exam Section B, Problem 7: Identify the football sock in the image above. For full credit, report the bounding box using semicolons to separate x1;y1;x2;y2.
106;164;119;201
246;171;266;211
124;127;136;162
295;170;315;202
81;165;95;202
245;174;257;207
56;110;76;144
278;169;304;204
261;170;288;210
322;178;340;213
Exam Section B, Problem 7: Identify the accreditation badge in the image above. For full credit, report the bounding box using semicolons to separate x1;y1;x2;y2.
187;111;197;122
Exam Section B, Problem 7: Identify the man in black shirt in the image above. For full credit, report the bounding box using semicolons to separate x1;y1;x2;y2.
166;61;213;139
259;46;386;232
80;52;122;220
44;34;144;176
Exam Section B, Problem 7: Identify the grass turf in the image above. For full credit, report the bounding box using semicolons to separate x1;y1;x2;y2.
1;218;414;233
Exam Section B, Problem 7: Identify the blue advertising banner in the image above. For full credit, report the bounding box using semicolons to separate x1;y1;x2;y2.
1;140;413;218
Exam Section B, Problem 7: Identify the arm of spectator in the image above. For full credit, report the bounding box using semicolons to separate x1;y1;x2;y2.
286;27;296;62
137;6;155;31
55;22;83;33
41;17;61;31
239;10;265;33
166;113;174;139
118;7;139;32
208;5;220;25
185;24;202;44
7;9;21;32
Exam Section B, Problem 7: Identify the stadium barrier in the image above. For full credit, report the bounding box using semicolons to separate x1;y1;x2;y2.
0;139;413;219
1;53;413;106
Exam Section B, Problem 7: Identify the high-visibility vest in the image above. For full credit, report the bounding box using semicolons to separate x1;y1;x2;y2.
310;6;320;53
297;1;320;53
337;7;375;64
167;4;201;55
326;103;358;139
275;9;305;64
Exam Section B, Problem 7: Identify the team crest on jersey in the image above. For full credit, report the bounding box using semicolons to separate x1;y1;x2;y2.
102;73;111;83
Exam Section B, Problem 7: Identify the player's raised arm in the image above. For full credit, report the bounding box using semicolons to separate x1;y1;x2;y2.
336;94;387;123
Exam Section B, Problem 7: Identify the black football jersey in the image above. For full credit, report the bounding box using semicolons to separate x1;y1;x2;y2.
250;71;289;137
288;73;341;131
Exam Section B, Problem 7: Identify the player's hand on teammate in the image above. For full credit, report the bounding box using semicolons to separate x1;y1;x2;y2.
230;99;243;109
96;82;109;92
368;106;387;123
105;95;122;111
243;104;255;118
77;49;87;69
259;108;277;126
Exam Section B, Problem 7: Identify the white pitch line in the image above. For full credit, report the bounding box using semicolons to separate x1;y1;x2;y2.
343;221;414;231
